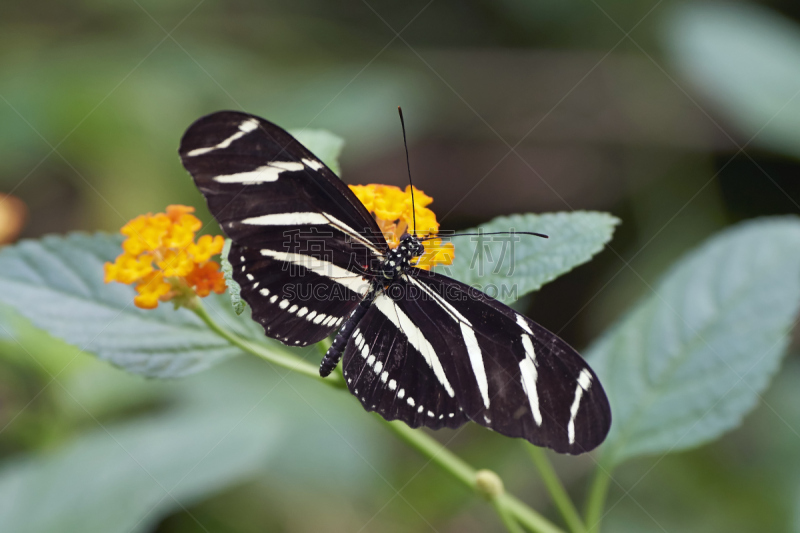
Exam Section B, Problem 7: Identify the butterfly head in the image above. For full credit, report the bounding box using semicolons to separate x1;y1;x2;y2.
379;234;425;280
400;233;425;257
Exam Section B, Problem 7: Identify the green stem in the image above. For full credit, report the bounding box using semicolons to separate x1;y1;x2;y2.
491;497;526;533
584;465;612;533
380;419;476;488
190;302;346;389
500;494;563;533
381;419;565;533
526;446;586;533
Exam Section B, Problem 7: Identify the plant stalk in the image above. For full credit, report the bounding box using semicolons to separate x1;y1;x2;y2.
526;446;586;533
381;419;565;533
491;497;527;533
190;302;346;389
584;465;612;533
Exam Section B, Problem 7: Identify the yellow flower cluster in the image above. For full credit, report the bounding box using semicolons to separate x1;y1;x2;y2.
349;184;454;270
104;205;226;309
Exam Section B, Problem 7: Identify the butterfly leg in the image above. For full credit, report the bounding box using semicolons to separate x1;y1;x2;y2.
319;285;379;377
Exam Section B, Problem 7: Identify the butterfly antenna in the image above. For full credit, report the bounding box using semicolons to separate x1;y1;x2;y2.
419;231;549;241
398;107;416;236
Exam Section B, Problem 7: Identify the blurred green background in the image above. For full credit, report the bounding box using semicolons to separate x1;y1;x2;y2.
2;1;800;531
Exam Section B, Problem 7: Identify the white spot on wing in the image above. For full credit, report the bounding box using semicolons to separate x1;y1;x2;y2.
271;161;304;171
519;335;543;426
578;369;593;391
373;361;383;374
241;212;329;226
461;323;489;408
297;307;308;318
407;397;414;407
213;161;303;184
567;370;593;445
259;288;270;297
516;314;533;335
279;299;289;310
240;119;259;132
389;379;397;390
302;158;324;170
269;295;278;304
373;294;454;397
259;249;368;296
186;119;259;156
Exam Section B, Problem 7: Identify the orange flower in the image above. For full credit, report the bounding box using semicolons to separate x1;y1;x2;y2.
185;261;227;297
105;205;226;309
349;184;453;270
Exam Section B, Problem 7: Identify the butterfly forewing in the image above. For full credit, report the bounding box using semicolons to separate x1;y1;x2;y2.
180;111;387;344
179;111;386;257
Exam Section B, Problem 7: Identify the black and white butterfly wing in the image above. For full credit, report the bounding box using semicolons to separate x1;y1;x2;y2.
342;291;470;430
179;111;387;345
348;270;610;454
226;242;368;346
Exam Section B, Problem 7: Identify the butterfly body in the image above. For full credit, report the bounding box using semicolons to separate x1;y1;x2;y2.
321;233;423;376
180;111;611;454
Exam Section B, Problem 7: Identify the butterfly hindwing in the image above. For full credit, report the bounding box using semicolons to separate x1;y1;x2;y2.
342;291;469;430
229;243;367;346
387;269;610;454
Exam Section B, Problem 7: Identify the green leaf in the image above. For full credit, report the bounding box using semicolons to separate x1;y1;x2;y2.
220;238;245;315
663;2;800;159
289;129;345;175
439;212;618;304
0;233;266;378
0;407;280;533
587;217;800;466
0;303;18;339
172;358;392;496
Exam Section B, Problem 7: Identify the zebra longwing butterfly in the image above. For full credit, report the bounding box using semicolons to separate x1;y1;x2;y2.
179;111;611;454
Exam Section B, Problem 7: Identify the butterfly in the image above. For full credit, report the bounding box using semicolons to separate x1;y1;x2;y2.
179;111;611;454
